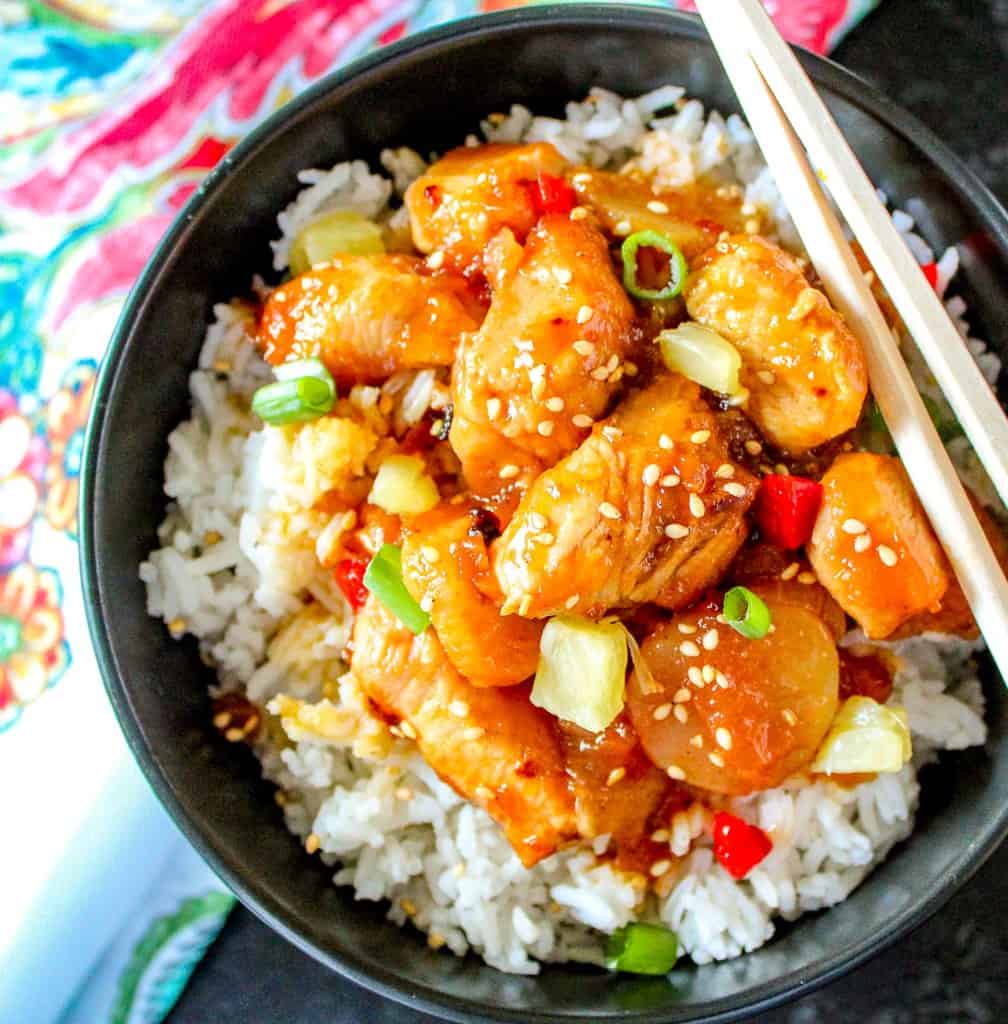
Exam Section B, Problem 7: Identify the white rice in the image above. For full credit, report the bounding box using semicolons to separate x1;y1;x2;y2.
141;88;995;974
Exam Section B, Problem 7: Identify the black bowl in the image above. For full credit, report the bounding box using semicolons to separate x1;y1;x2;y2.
81;6;1008;1022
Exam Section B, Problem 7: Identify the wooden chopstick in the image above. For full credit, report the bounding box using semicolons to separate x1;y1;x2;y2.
694;0;1008;681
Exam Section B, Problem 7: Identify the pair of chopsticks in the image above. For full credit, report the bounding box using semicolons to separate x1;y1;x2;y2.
694;0;1008;681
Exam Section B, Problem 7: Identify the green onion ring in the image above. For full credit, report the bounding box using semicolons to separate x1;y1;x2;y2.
722;586;772;640
606;922;679;975
252;359;336;425
363;544;430;635
620;230;688;301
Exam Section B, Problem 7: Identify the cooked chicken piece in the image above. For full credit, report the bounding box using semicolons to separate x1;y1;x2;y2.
730;541;847;641
258;255;482;386
558;714;672;844
626;595;840;795
404;142;568;271
450;215;635;497
350;597;576;866
571;169;751;261
807;453;950;639
890;490;1008;640
493;374;759;618
400;502;542;687
685;235;868;453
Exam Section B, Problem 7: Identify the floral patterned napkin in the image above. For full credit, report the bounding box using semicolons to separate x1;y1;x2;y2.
0;2;879;1021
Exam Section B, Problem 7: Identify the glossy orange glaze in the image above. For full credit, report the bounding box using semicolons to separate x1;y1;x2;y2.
400;502;542;687
258;255;482;385
492;374;758;618
685;235;868;453
626;597;839;795
807;452;950;639
838;648;894;704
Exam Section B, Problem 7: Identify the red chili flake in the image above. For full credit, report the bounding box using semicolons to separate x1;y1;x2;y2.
712;811;773;879
531;173;576;216
921;262;939;290
334;558;370;612
754;474;824;549
424;184;442;209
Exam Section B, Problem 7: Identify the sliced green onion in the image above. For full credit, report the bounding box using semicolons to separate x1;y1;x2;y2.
723;586;771;640
252;359;336;426
658;323;742;396
606;923;679;975
620;230;688;301
288;209;385;276
363;544;430;634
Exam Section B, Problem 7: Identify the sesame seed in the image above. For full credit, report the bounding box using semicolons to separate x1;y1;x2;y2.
653;703;673;721
780;562;800;581
666;764;687;781
680;640;701;657
569;205;589;221
744;439;764;455
878;544;898;567
687;666;703;686
689;494;706;518
499;464;521;479
782;708;798;726
515;339;534;351
572;413;594;428
661;474;681;488
396;787;413;800
224;727;244;742
515;352;533;368
671;687;691;705
797;571;817;584
602;425;623;442
643;463;661;487
648;198;671;214
305;833;321;854
715;670;730;688
599;502;621;520
449;700;469;717
565;595;580;609
842;518;866;535
659;434;674;450
591;366;610;381
546;396;565;412
606;767;627;786
614;219;632;236
690;734;704;749
518;595;533;616
475;786;493;801
486;397;502;420
854;532;872;553
572;171;592;184
400;720;417;739
674;705;689;724
650;859;672;877
702;664;716;684
576;305;593;324
529;512;547;530
537;419;555;437
420;546;440;564
678;623;698;634
702;628;719;650
554;267;573;285
213;711;232;729
715;463;735;479
651;828;670;843
690;429;712;444
531;378;547;401
167;617;186;634
427;250;445;270
708;752;726;768
723;481;748;498
538;532;555;545
715;727;733;750
573;339;595;356
757;369;776;385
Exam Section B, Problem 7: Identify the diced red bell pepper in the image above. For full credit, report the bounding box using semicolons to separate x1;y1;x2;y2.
921;261;939;290
334;557;370;612
532;173;577;216
712;811;773;879
754;474;824;549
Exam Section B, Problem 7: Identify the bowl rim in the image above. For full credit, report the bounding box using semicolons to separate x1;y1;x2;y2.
80;5;1008;1022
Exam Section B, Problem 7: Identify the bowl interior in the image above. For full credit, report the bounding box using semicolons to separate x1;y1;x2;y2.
82;7;1008;1022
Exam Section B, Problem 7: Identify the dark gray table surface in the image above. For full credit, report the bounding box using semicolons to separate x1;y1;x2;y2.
167;1;1008;1020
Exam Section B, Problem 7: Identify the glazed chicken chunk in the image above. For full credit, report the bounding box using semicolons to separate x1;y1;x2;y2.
258;254;482;386
493;374;759;618
685;234;868;453
350;597;576;866
450;214;635;497
404;142;569;272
